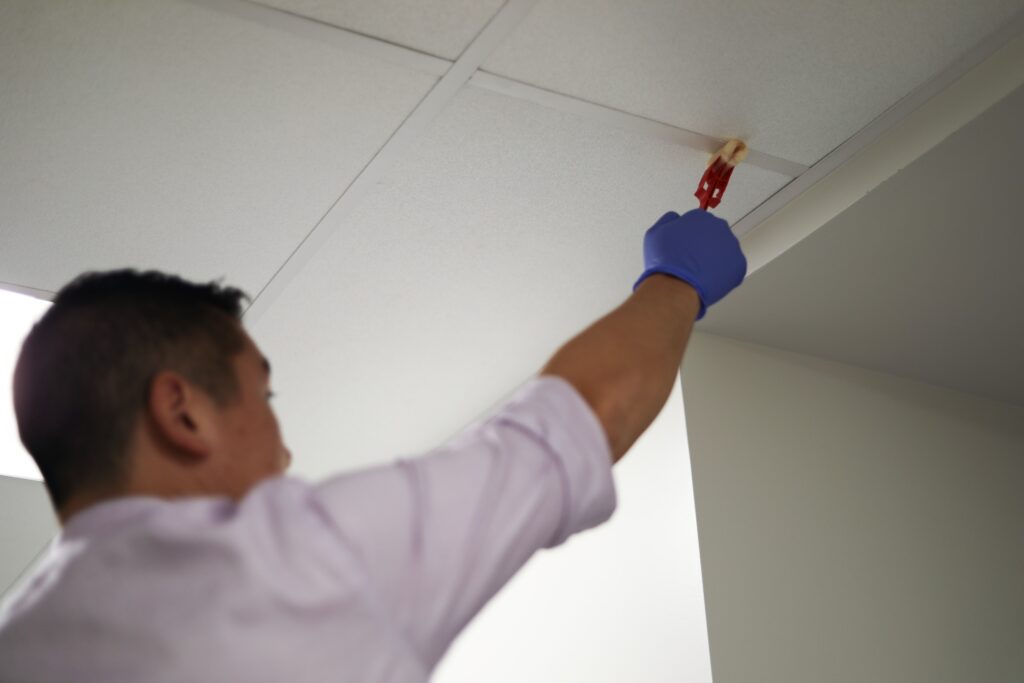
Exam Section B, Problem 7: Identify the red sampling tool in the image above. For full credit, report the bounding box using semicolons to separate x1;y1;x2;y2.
694;139;748;210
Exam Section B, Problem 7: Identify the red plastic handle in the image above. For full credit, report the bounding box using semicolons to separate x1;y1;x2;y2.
694;159;736;211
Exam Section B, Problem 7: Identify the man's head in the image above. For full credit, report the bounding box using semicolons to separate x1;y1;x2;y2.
13;270;291;520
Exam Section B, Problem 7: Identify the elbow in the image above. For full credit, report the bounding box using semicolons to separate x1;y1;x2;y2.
544;372;630;461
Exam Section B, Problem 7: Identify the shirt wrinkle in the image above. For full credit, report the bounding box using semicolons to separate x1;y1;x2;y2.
492;415;573;546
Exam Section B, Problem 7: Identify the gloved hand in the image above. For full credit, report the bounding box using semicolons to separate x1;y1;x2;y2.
634;209;747;319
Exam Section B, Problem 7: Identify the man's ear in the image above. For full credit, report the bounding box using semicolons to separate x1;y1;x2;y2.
146;370;217;461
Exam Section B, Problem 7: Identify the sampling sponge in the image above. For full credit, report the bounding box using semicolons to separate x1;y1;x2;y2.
695;139;748;210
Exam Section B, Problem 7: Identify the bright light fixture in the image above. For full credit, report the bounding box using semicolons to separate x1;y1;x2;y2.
0;288;51;481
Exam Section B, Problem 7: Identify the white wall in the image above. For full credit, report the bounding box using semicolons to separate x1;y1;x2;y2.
681;332;1024;682
0;476;57;597
436;378;712;682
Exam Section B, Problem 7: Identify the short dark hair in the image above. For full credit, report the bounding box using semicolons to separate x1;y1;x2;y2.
13;270;250;509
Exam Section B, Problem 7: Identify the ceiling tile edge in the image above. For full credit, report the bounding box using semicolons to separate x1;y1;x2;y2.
0;282;55;303
470;71;808;178
184;0;453;76
241;0;541;326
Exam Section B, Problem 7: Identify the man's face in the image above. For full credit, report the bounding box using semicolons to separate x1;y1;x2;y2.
214;332;292;496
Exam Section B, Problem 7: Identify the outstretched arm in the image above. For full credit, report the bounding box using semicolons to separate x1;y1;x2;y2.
541;274;699;461
542;209;747;462
306;211;745;669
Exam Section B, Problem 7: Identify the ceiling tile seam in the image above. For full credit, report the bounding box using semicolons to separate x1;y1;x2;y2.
241;0;542;325
732;7;1024;243
469;71;808;179
184;0;452;76
0;281;55;303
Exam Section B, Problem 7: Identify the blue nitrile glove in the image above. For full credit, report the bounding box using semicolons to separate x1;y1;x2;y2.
633;209;747;319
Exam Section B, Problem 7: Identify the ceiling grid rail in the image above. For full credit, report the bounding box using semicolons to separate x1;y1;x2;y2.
0;281;55;303
467;71;809;178
199;0;1024;323
187;0;452;76
202;0;809;176
1;0;810;305
233;0;542;323
197;0;814;324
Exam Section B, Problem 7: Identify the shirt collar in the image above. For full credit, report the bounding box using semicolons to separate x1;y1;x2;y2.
61;496;167;538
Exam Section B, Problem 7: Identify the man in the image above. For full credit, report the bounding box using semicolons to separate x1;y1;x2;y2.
0;209;745;681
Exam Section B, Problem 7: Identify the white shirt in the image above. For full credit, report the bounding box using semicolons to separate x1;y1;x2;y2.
0;376;617;682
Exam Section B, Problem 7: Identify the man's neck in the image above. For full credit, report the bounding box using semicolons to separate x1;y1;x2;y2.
59;491;117;525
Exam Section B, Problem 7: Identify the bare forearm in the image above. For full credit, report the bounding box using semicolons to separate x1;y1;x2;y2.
540;275;700;462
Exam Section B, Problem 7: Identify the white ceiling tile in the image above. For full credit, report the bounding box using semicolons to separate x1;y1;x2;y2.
701;84;1024;406
0;0;436;295
254;0;504;60
249;86;789;479
482;0;1024;165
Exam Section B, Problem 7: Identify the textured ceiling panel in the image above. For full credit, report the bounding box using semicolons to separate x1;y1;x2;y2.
249;86;789;479
0;0;436;295
483;0;1024;165
701;84;1024;406
253;0;503;60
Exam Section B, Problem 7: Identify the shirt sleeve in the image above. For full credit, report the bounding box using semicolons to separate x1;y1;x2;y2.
310;375;617;669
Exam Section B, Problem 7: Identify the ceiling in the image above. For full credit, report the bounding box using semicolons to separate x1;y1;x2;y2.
702;82;1024;406
0;0;438;296
481;0;1023;165
257;0;1024;165
256;0;505;59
